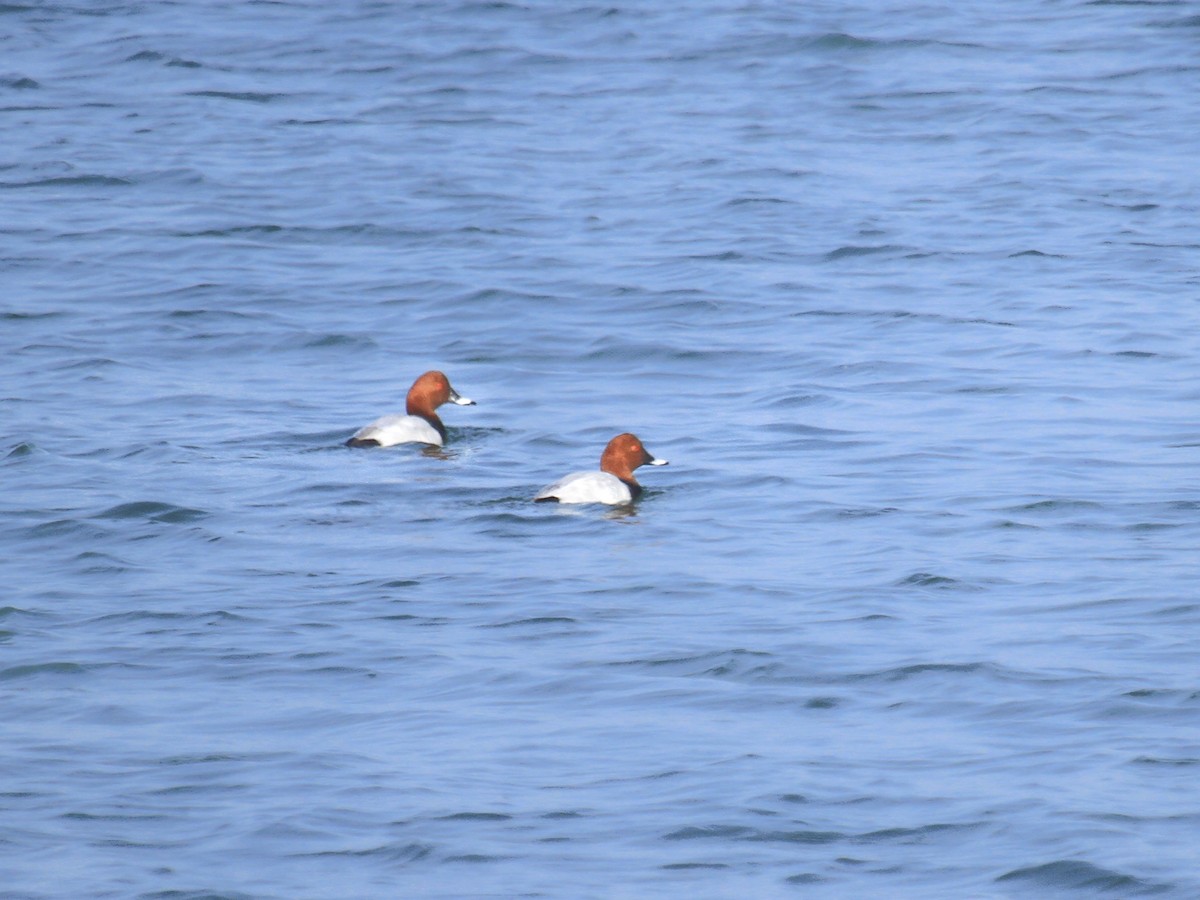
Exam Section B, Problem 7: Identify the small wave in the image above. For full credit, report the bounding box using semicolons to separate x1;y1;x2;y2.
374;613;445;625
0;175;131;189
1008;248;1065;258
993;519;1042;530
683;824;847;844
666;820;975;847
807;32;881;51
744;830;849;844
3;310;63;320
805;697;839;709
1103;201;1159;212
608;649;773;678
858;822;974;842
94;837;189;850
664;824;754;841
157;753;250;766
824;244;908;260
443;853;512;863
176;223;414;243
93;501;208;523
1;75;38;89
60;811;168;822
1163;500;1200;512
464;511;549;529
89;609;190;625
125;49;202;68
793;307;1015;328
1003;499;1104;515
166;308;259;321
895;571;979;590
1132;755;1200;767
845;662;988;684
296;842;433;863
460;287;558;305
1123;688;1200;704
762;421;852;437
182;224;284;237
301;333;377;349
723;195;794;207
995;859;1169;894
309;665;377;678
185;90;287;104
1102;64;1200;81
832;506;898;520
0;662;86;681
812;32;983;51
73;551;133;574
29;518;108;539
580;339;767;366
488;616;578;628
281;117;358;126
765;392;834;409
956;385;1014;394
55;356;123;371
435;812;513;821
1112;349;1160;359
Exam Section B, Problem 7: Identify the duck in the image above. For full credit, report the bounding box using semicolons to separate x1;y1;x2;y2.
346;371;474;447
535;433;668;504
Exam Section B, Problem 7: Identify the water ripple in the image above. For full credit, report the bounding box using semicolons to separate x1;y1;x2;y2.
3;0;1198;896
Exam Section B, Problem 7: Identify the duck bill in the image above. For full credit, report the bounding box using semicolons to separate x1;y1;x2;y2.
448;389;475;406
647;456;668;466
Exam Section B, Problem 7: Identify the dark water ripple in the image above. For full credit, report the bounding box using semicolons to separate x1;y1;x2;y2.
3;0;1200;897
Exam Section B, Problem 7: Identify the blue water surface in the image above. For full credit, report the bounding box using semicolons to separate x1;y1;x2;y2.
3;1;1200;897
